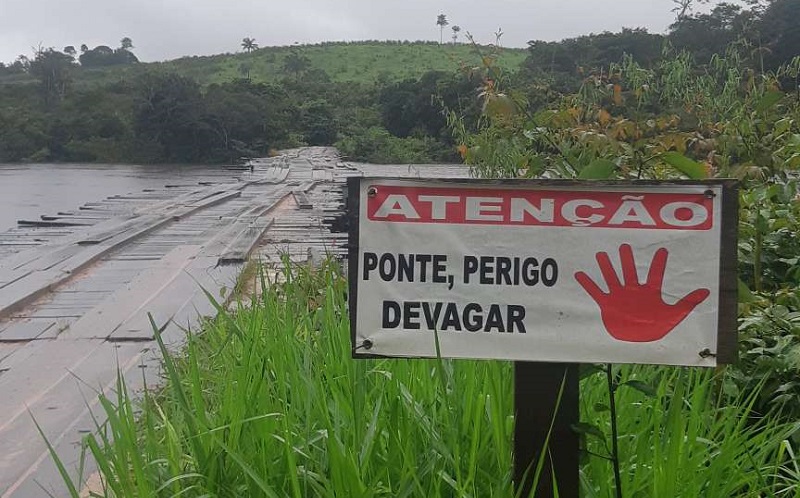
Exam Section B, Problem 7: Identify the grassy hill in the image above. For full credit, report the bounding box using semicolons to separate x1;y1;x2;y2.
0;41;528;164
5;41;528;88
165;41;527;84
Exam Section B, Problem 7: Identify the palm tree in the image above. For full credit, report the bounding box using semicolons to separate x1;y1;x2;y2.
241;37;258;53
436;14;449;45
451;25;461;44
120;37;134;50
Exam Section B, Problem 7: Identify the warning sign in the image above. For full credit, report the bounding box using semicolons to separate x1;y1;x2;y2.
347;178;737;367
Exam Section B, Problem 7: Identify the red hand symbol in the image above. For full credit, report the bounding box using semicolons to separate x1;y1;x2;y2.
574;244;710;342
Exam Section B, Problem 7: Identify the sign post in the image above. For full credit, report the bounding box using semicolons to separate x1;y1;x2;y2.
347;177;738;496
514;362;579;497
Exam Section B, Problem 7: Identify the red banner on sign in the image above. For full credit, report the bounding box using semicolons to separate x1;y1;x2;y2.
367;186;714;230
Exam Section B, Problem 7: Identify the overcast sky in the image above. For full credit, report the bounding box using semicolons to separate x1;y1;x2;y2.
0;0;686;64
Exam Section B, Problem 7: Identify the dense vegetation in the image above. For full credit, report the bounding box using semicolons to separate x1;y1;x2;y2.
50;262;800;497
2;0;798;166
454;0;800;431
0;40;521;164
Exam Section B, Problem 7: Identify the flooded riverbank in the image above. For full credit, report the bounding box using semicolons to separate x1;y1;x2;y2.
0;163;244;232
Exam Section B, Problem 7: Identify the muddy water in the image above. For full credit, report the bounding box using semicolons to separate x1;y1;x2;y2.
0;163;240;232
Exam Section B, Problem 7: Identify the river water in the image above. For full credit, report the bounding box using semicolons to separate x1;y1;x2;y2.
0;163;242;233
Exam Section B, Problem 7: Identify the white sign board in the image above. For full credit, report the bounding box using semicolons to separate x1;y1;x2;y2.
348;178;737;367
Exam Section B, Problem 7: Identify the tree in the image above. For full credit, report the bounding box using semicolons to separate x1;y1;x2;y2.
494;27;504;47
451;25;461;44
28;47;74;106
379;70;477;140
241;37;258;53
63;46;76;58
669;3;755;62
283;51;311;81
112;47;139;65
80;44;88;53
14;55;30;72
672;0;694;20
120;37;134;50
0;107;49;161
238;63;252;81
133;72;213;162
436;14;449;44
300;99;338;145
79;44;138;67
758;0;800;70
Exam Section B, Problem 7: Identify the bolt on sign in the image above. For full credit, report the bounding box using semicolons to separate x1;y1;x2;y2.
348;178;738;367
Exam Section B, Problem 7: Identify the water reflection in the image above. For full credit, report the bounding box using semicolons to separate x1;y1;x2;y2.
0;163;241;232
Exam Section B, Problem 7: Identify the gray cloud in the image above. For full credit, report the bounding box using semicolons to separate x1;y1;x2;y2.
0;0;681;63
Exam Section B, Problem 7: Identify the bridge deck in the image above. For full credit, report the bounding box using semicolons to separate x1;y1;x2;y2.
0;147;468;497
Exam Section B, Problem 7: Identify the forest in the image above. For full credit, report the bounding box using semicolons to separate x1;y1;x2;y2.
0;0;796;166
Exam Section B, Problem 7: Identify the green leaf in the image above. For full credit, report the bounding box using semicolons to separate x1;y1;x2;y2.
578;159;617;179
787;153;800;169
661;152;708;179
755;91;783;113
571;422;606;442
593;402;610;413
620;380;657;397
579;363;604;380
738;278;756;303
522;156;545;177
774;117;793;136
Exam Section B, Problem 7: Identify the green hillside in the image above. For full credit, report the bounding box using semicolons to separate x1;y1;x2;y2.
30;41;527;87
1;40;523;164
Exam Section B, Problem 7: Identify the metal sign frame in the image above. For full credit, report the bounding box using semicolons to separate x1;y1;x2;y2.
347;177;738;365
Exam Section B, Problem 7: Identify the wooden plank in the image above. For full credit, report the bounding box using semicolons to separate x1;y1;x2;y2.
27;303;91;314
0;340;145;497
0;222;176;320
106;255;219;341
0;233;61;240
218;218;274;265
0;342;22;364
292;191;313;209
108;256;238;342
16;245;84;272
47;293;107;307
0;270;32;291
62;245;202;339
0;339;107;427
175;190;242;218
40;214;111;221
301;181;320;193
91;259;151;271
0;319;56;342
0;241;41;247
15;301;90;312
78;206;127;212
131;187;213;215
76;214;155;245
11;312;82;320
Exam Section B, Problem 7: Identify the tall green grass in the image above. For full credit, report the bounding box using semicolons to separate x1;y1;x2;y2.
581;368;800;497
56;261;798;497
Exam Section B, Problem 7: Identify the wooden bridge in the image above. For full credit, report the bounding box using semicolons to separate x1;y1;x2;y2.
0;147;467;497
